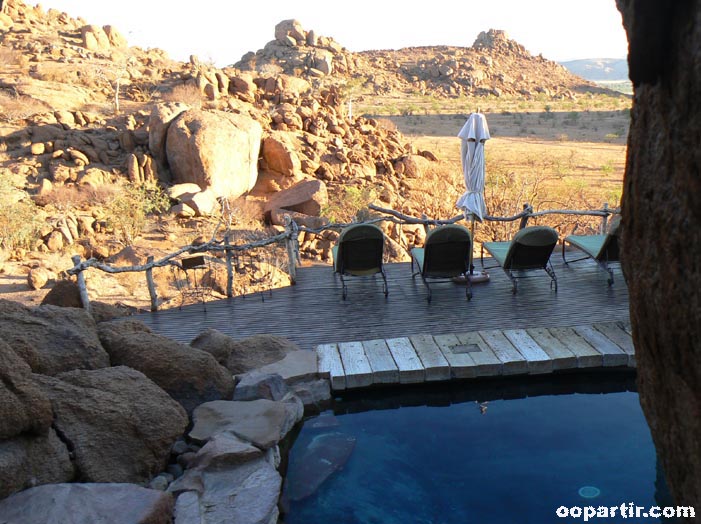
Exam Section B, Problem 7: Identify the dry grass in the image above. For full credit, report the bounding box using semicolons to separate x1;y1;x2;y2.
0;90;49;122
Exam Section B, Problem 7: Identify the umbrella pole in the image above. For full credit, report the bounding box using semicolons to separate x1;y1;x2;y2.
469;216;475;275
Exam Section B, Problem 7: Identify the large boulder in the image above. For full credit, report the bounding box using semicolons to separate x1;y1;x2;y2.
0;340;52;440
165;109;262;199
189;398;303;449
98;320;235;413
34;366;188;484
0;430;74;500
148;102;190;169
0;300;109;375
275;19;306;45
263;179;328;218
0;483;174;524
190;331;300;375
260;132;302;178
171;458;281;524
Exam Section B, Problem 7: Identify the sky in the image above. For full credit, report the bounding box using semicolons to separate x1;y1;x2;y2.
32;1;629;67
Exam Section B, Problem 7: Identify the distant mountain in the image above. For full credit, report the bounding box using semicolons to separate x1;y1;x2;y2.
560;58;629;82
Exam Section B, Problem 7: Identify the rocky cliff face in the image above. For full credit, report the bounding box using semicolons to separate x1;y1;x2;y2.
617;0;701;516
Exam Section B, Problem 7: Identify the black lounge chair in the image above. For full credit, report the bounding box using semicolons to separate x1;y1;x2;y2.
481;225;559;294
411;224;472;303
332;223;388;300
562;217;620;285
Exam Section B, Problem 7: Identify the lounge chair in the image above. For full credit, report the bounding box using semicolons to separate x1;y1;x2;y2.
562;217;620;285
411;224;472;303
481;225;559;294
332;223;388;300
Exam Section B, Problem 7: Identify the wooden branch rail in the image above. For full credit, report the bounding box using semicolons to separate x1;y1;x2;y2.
66;205;619;312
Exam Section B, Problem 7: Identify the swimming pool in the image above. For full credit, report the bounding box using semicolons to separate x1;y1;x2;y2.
281;373;675;524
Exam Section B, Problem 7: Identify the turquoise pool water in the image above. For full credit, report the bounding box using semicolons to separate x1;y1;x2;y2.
281;374;675;524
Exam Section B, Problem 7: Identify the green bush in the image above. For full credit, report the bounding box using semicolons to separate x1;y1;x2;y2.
322;186;377;224
104;185;170;245
0;181;44;251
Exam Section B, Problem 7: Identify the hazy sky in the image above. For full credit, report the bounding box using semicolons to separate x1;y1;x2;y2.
33;1;628;66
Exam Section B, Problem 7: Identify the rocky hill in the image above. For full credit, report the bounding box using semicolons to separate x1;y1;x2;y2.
236;21;617;100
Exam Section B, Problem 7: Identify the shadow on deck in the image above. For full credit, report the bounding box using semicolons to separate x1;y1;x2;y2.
138;253;629;351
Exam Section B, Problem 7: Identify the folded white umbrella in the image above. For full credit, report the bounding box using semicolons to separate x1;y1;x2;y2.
456;113;490;278
456;113;490;222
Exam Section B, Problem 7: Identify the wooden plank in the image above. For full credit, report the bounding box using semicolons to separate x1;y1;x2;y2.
526;327;577;370
409;334;451;381
503;329;553;374
316;343;346;390
337;341;373;388
455;332;503;376
479;330;529;375
362;339;400;384
593;322;636;367
433;333;477;378
386;337;425;384
574;325;629;367
548;327;603;368
617;320;633;336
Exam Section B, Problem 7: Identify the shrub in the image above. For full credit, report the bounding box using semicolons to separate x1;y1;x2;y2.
104;185;170;245
0;180;44;251
322;185;377;224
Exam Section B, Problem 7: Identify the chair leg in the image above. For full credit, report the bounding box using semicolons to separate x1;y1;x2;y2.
340;273;348;300
506;269;518;294
562;241;568;264
420;274;432;303
546;262;558;292
381;269;389;298
465;274;473;301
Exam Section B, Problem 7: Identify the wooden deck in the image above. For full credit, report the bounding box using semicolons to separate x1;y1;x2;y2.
139;253;629;352
316;321;634;390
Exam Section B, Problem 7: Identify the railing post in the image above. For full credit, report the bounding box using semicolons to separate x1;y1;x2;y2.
71;255;91;313
421;213;431;235
518;203;532;229
601;202;609;233
145;255;158;311
224;233;234;298
284;215;299;284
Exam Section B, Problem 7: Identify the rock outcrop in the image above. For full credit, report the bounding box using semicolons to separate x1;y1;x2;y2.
35;366;188;484
165;109;263;199
0;300;109;375
0;483;174;524
98;320;235;413
190;331;301;375
617;0;701;512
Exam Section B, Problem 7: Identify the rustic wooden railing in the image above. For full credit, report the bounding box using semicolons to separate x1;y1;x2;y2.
66;204;618;312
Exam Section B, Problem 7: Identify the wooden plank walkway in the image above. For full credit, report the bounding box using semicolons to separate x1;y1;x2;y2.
317;321;635;390
138;254;630;351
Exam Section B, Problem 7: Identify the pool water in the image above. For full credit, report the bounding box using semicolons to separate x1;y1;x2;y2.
281;375;674;524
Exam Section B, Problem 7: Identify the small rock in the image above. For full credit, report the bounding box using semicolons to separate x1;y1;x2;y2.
166;464;183;479
233;371;289;401
31;143;45;155
147;475;169;491
27;267;50;290
177;451;197;469
171;440;189;456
